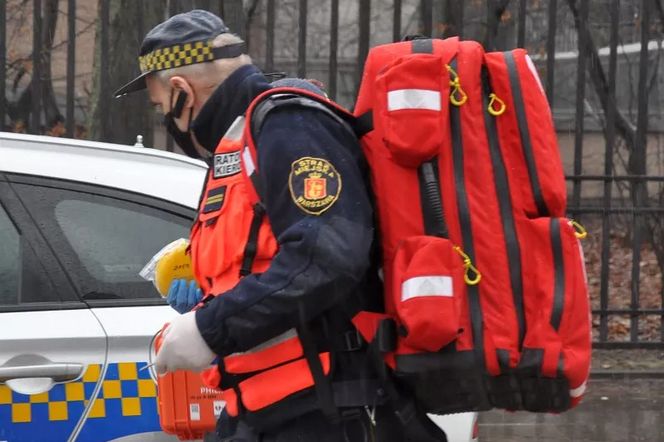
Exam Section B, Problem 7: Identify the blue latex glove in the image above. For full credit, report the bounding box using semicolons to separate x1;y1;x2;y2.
166;279;202;314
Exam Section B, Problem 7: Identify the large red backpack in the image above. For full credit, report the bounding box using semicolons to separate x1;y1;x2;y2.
350;37;591;414
242;36;591;417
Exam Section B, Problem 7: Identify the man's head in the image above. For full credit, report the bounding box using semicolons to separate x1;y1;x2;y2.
114;10;251;151
145;32;251;133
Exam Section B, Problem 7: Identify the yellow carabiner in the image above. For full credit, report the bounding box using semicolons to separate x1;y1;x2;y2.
464;262;482;286
450;84;468;106
487;93;506;116
446;65;468;106
569;220;588;239
453;246;482;286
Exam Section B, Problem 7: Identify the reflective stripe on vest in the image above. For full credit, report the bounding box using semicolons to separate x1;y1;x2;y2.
224;329;302;374
190;117;327;417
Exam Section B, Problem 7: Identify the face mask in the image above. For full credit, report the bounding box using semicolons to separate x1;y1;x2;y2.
163;89;199;158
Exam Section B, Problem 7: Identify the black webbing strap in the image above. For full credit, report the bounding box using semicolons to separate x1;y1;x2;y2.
250;97;279;139
549;218;565;331
296;303;340;424
366;320;447;441
354;110;373;137
481;66;526;350
247;170;266;203
216;358;247;417
449;58;487;379
250;94;363;145
504;51;549;217
411;38;434;54
239;202;266;277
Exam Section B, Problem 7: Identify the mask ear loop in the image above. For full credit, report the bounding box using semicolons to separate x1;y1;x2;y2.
172;90;188;119
165;89;200;159
172;90;194;133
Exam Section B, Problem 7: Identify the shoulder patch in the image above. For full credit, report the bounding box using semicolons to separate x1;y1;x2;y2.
289;157;342;215
214;151;241;178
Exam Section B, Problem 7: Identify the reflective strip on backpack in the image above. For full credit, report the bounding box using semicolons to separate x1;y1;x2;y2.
525;55;545;94
569;381;587;398
401;275;453;301
387;89;441;111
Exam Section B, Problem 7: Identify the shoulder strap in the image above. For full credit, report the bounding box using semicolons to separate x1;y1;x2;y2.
243;87;367;204
239;202;266;277
250;93;364;143
237;89;356;279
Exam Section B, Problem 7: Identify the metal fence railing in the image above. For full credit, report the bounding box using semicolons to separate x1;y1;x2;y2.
1;0;663;348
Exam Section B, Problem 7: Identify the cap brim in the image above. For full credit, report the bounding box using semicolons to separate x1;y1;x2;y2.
113;71;151;98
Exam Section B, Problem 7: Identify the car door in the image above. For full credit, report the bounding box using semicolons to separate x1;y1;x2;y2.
0;178;108;442
7;174;195;441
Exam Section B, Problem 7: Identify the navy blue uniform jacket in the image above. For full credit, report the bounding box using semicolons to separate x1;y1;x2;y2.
195;65;379;359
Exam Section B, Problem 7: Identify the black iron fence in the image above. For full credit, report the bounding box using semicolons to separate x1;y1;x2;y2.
1;0;663;348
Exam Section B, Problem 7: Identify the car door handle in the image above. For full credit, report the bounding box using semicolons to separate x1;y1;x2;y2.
0;363;84;383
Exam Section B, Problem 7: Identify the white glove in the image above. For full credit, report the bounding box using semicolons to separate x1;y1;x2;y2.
154;311;216;375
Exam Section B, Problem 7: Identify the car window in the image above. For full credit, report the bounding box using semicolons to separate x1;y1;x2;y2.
54;199;185;284
13;182;193;302
0;202;60;305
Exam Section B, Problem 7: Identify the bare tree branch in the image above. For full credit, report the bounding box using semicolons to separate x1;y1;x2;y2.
566;0;638;152
40;0;64;128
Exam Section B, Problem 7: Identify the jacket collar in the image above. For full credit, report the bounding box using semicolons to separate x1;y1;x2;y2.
191;64;271;152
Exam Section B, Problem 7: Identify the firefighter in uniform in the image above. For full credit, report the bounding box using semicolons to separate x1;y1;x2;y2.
115;10;445;442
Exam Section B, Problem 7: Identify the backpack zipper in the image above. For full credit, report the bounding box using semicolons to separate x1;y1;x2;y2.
449;58;486;373
481;66;526;352
504;51;550;217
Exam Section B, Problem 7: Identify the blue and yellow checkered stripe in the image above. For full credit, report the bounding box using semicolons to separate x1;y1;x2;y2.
0;362;160;442
139;40;215;73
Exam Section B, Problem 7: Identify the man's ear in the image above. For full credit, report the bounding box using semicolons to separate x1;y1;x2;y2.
169;76;195;110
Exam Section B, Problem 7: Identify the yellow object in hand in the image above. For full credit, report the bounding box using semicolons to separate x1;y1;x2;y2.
154;241;194;297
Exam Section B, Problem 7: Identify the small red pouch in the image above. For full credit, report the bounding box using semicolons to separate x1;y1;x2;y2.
392;236;465;352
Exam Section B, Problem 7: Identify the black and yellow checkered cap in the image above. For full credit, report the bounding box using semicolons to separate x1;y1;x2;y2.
114;10;245;98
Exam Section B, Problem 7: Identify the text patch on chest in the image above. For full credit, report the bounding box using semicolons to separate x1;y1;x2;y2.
214;151;241;178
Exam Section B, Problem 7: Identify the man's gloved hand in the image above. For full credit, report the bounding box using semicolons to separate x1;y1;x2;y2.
166;279;202;314
154;311;216;374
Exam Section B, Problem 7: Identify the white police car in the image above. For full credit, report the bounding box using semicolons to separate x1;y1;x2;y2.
0;133;477;442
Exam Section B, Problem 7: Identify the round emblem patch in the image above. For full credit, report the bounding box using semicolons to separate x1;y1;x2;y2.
289;157;342;215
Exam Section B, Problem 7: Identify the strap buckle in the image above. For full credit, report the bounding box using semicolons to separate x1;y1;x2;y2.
377;319;397;353
340;407;362;420
342;330;363;352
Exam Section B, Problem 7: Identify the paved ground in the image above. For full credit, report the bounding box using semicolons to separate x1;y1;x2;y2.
478;377;664;441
